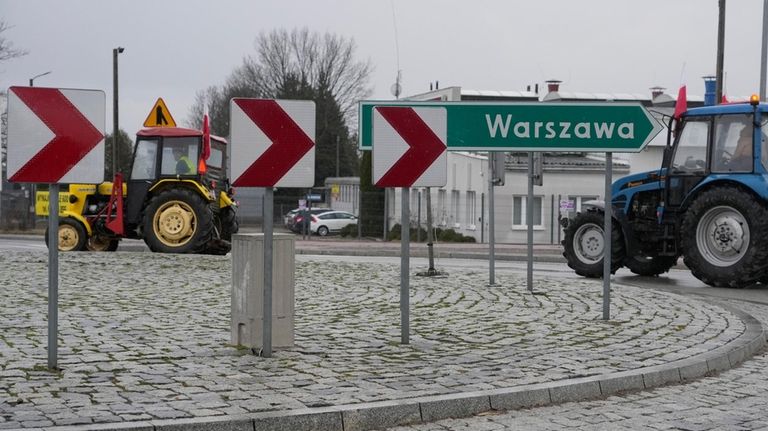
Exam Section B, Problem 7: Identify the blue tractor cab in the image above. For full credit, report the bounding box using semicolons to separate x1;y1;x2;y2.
563;97;768;287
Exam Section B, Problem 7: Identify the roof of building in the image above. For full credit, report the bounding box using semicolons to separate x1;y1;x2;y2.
460;89;539;101
542;91;652;105
505;152;631;172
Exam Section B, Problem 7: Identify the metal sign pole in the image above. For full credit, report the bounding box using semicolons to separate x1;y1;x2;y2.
262;187;274;357
488;153;496;285
401;187;410;344
384;188;389;241
602;153;613;320
47;183;59;369
527;152;534;292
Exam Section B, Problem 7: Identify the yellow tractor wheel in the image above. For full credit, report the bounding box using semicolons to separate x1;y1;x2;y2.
44;217;87;252
143;188;213;253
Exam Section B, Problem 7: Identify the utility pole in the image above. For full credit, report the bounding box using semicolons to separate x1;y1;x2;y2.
113;47;124;177
715;0;726;104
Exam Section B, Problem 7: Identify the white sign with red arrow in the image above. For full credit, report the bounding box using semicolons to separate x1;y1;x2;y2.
372;106;447;188
229;99;315;188
6;87;105;184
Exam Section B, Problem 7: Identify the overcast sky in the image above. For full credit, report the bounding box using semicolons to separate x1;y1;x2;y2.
1;0;765;134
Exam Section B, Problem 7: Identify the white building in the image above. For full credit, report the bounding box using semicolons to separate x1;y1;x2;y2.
389;151;627;244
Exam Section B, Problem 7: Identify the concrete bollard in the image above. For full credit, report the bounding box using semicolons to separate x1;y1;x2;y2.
231;233;295;350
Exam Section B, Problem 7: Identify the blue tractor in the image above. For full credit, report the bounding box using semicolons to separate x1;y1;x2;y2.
562;97;768;288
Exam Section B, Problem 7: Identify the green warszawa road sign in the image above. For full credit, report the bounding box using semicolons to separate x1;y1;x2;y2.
358;101;663;152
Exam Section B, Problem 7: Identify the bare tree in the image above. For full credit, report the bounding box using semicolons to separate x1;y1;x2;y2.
0;21;28;63
188;27;372;130
231;28;372;126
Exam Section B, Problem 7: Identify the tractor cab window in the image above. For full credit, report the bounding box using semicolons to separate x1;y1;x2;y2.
161;137;199;176
671;120;710;174
207;140;225;170
131;139;158;180
712;115;753;173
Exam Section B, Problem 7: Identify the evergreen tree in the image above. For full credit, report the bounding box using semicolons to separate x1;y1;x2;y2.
104;129;134;180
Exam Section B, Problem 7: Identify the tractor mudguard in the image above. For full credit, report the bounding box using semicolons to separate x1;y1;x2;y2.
60;210;92;236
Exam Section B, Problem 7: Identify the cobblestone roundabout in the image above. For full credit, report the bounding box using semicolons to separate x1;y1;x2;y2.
0;252;745;428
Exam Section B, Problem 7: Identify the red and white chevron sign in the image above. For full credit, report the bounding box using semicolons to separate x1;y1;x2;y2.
372;106;447;187
230;99;315;188
6;87;105;184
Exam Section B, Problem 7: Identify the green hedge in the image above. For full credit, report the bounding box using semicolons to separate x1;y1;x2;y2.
386;224;476;243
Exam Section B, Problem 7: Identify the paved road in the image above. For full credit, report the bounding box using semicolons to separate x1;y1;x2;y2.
1;236;767;430
387;299;768;431
0;248;761;430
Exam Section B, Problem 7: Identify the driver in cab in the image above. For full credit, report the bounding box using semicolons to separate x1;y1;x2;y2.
727;126;753;171
173;147;195;175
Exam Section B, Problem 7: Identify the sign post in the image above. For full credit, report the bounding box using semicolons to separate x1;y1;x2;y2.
488;153;496;286
47;184;59;369
230;98;315;357
527;152;534;293
400;188;410;344
603;153;613;320
6;86;106;369
372;106;447;344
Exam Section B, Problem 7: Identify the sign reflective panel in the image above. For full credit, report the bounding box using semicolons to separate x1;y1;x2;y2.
229;99;315;188
372;106;447;188
7;86;105;184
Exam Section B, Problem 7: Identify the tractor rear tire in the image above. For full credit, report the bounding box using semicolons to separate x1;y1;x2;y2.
681;187;768;288
623;255;678;276
143;188;213;254
219;206;239;242
562;210;624;278
45;217;87;252
86;235;119;252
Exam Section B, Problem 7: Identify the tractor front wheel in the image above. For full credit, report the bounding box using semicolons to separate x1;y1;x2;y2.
562;210;624;278
45;217;87;252
143;188;213;253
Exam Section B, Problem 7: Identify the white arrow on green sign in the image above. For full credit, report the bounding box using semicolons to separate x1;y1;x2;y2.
358;101;663;152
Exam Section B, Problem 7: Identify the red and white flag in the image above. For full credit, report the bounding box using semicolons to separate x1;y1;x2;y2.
673;85;687;120
201;108;211;161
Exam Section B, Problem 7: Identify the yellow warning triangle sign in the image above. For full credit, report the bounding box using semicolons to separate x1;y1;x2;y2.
143;98;177;127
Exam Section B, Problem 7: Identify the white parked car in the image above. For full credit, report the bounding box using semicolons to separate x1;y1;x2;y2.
310;211;358;236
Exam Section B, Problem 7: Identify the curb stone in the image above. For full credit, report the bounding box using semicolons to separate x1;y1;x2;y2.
16;296;765;431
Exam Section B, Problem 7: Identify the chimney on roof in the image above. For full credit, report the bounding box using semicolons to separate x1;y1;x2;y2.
546;80;562;93
650;86;666;99
703;75;716;106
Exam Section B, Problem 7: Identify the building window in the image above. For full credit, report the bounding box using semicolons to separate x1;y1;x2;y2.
566;195;598;215
512;195;543;229
437;189;447;226
451;190;460;227
466;191;476;229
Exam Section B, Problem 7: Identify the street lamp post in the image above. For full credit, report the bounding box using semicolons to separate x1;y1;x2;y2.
113;47;124;177
29;71;52;87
